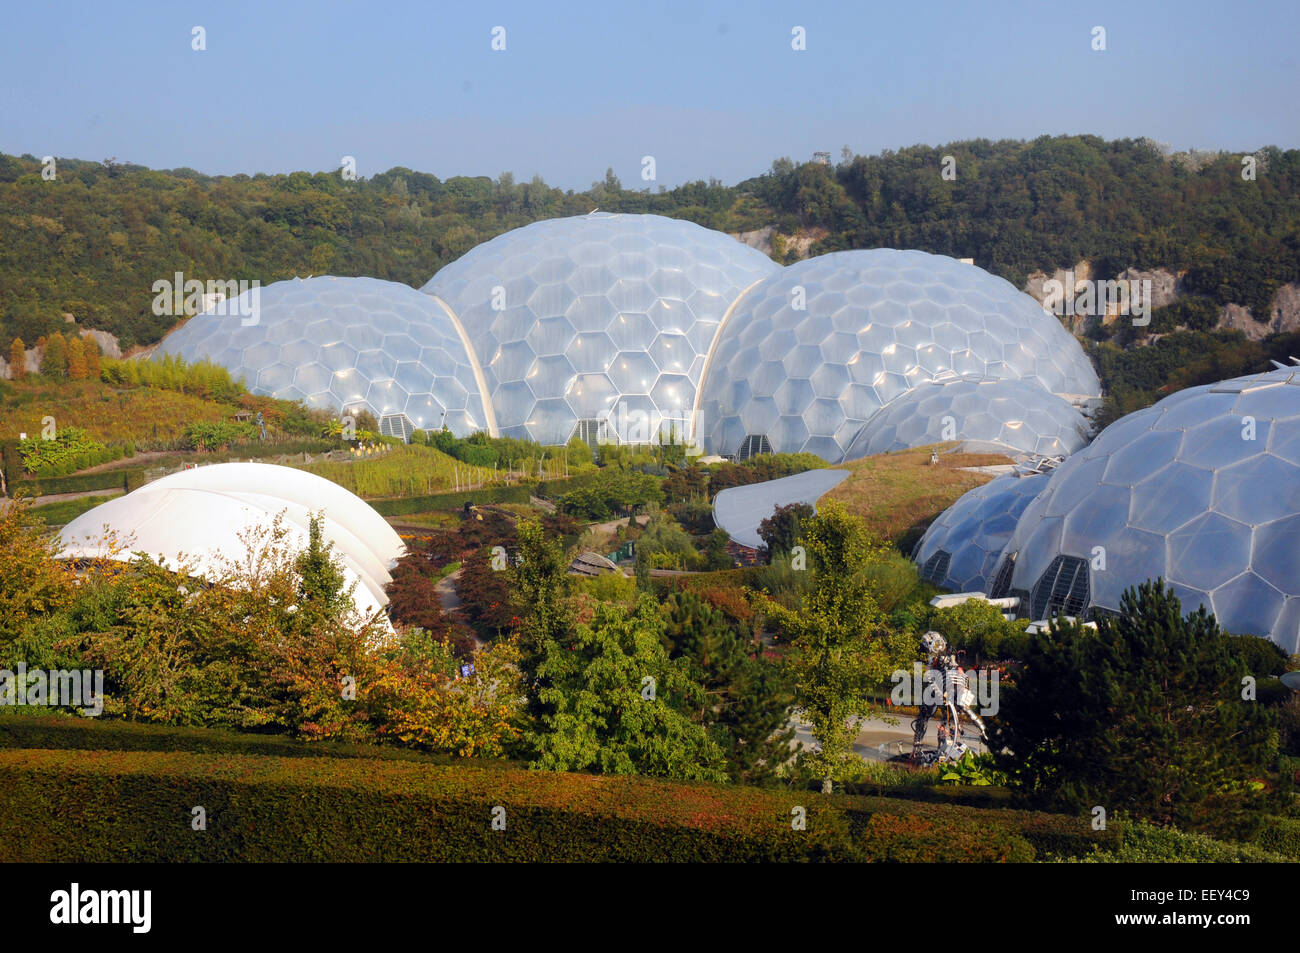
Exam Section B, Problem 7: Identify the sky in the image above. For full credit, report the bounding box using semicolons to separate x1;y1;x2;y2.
1;0;1296;190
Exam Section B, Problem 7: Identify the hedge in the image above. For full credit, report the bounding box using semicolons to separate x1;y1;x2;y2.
17;467;143;496
0;713;482;766
0;736;1120;861
368;484;535;516
0;749;861;862
1250;815;1300;860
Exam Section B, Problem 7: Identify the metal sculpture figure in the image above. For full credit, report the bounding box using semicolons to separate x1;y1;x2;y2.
909;630;988;765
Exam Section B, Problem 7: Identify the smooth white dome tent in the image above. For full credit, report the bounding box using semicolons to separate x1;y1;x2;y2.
57;463;404;623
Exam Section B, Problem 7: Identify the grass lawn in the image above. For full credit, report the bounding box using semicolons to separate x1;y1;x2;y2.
823;443;1015;548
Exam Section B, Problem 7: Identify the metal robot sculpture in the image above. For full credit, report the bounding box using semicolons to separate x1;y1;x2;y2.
909;630;989;765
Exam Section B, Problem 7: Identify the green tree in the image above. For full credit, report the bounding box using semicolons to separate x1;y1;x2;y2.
702;528;733;570
529;597;727;781
0;499;73;660
767;500;912;792
40;332;67;378
990;580;1281;838
294;513;354;624
757;501;814;560
510;518;571;692
930;597;1031;663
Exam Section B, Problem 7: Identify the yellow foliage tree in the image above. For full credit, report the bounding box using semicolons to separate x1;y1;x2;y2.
0;499;73;646
66;336;87;380
8;338;26;380
82;336;101;379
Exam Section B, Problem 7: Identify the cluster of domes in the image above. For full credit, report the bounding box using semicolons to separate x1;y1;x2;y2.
913;471;1050;594
695;249;1099;462
917;366;1300;652
160;213;1099;464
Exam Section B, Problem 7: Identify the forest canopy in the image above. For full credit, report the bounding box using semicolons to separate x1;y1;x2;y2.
1;137;1296;366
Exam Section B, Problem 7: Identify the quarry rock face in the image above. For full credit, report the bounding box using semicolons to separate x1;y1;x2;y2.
1213;284;1300;340
81;328;123;359
1116;267;1182;311
1268;282;1300;334
1218;303;1267;340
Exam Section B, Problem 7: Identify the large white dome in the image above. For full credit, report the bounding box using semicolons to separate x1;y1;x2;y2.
913;471;1050;593
57;463;404;623
421;213;778;446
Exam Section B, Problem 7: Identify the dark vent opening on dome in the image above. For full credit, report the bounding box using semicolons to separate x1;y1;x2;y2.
737;434;772;462
1030;555;1090;620
920;550;951;585
989;553;1016;599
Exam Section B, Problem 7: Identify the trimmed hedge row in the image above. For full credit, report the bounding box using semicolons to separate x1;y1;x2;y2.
368;484;535;516
0;713;484;766
17;466;145;497
0;740;1118;862
0;749;857;862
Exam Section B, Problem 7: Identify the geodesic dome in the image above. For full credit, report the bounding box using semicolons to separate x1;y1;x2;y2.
694;249;1101;462
913;472;1049;593
157;276;492;435
845;377;1090;461
420;213;777;445
996;367;1300;652
57;463;405;623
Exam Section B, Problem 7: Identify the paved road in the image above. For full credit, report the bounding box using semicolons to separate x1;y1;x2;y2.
788;710;989;763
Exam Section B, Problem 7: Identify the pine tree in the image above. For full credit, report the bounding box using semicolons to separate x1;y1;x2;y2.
990;579;1281;838
40;332;67;378
66;336;87;379
8;338;25;380
661;591;794;784
294;514;353;623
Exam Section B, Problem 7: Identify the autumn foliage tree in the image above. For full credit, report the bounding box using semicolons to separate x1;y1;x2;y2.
82;336;101;379
8;337;25;380
66;335;87;380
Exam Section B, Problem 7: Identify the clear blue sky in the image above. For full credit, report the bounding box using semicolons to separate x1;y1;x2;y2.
1;0;1295;189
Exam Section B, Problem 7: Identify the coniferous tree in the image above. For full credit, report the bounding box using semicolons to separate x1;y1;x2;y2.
991;579;1281;838
82;336;101;379
660;591;795;784
40;332;67;378
8;338;25;380
66;336;87;380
